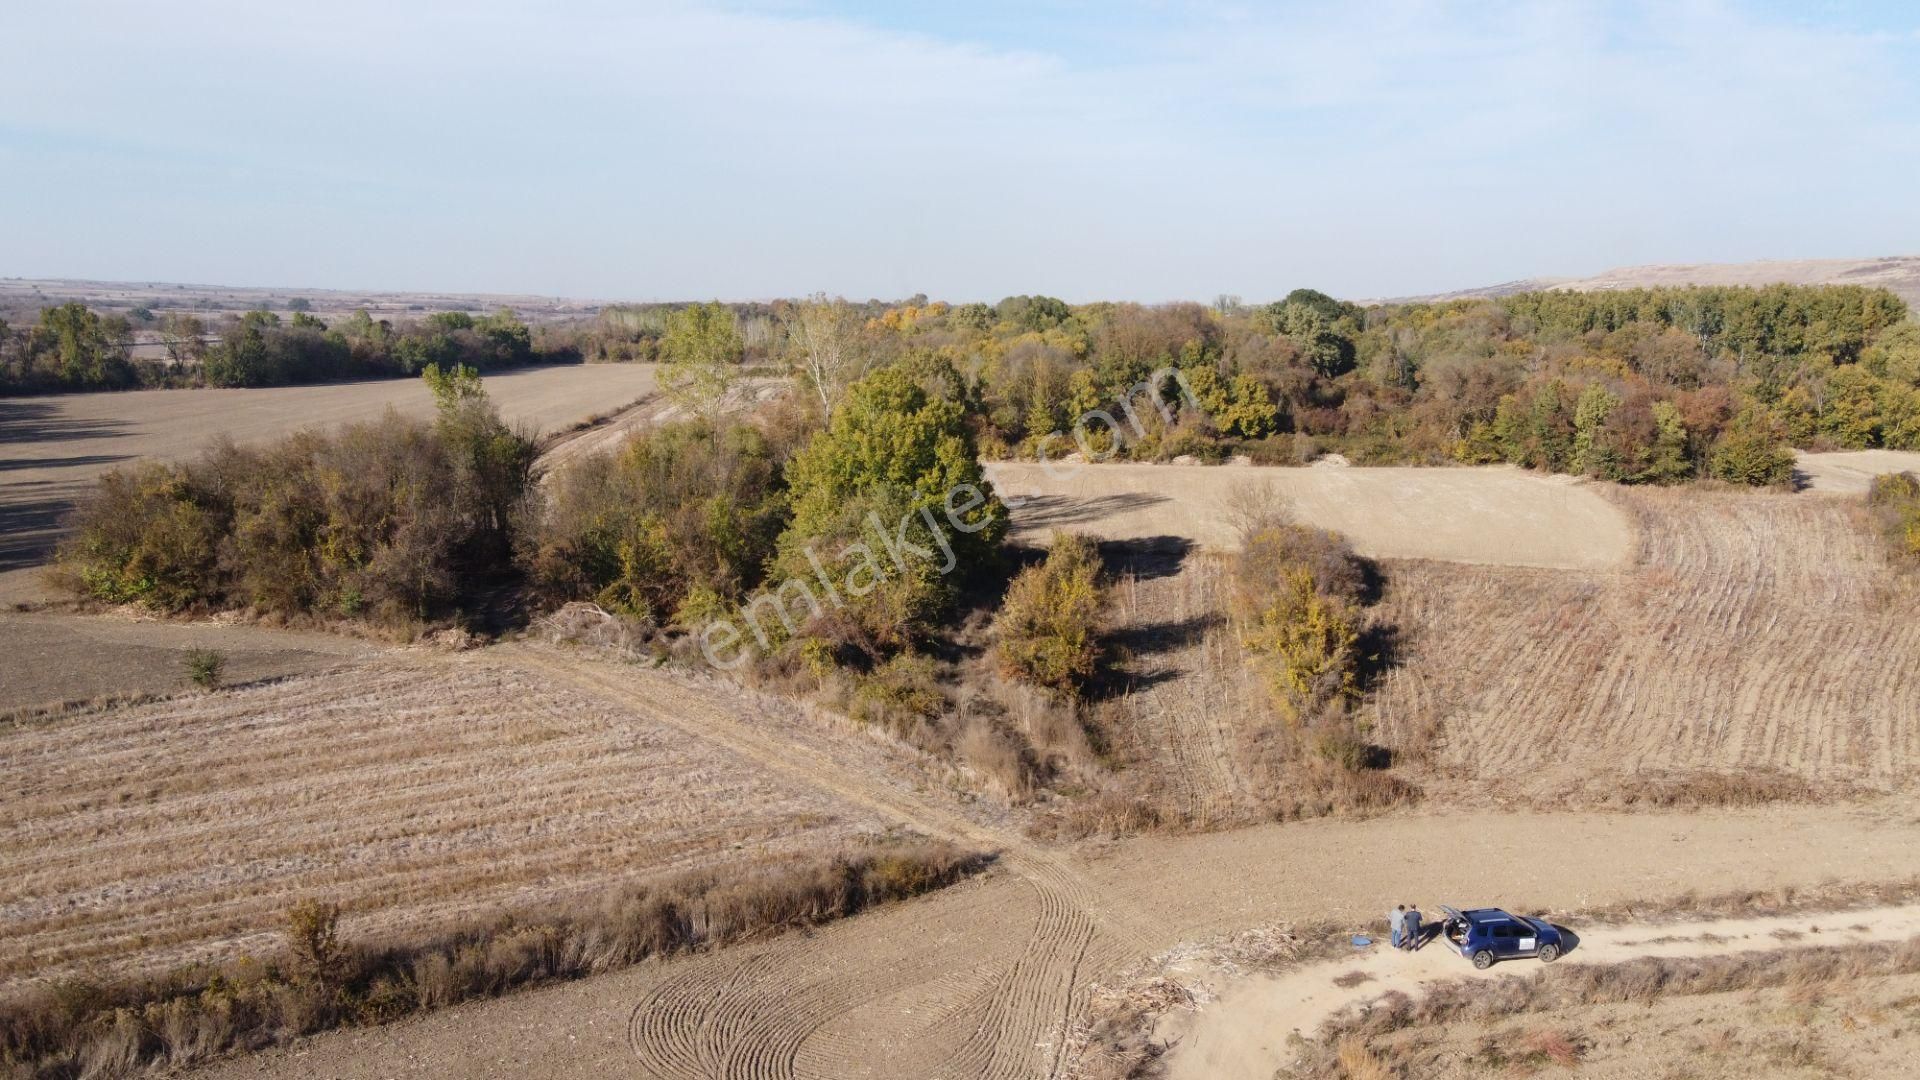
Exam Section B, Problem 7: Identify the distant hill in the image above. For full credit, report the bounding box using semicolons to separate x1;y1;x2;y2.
1375;256;1920;310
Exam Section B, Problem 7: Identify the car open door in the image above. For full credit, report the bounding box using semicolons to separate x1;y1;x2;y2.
1438;906;1467;955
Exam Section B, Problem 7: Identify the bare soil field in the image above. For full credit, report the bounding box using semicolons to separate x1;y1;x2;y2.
0;613;377;713
0;646;899;988
985;461;1634;570
1096;553;1269;828
1164;905;1920;1079
1795;448;1920;494
1381;254;1920;309
1367;487;1920;800
0;278;605;326
1546;254;1920;308
188;796;1920;1080
0;364;659;602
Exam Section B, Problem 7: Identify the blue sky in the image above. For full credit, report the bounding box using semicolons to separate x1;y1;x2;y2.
3;1;1918;302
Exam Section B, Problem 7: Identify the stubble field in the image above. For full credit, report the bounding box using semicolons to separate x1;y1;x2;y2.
0;648;891;987
1367;487;1920;801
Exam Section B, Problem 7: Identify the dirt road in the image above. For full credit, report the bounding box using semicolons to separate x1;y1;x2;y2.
1165;903;1920;1079
1794;448;1920;494
984;461;1634;569
185;641;1920;1080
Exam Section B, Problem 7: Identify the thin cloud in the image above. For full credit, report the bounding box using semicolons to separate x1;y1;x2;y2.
1;0;1915;300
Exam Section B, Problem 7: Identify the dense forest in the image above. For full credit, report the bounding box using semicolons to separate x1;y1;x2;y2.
820;284;1917;487
11;284;1919;487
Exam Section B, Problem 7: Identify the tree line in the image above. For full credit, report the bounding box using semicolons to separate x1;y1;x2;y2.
764;283;1917;487
0;303;563;392
19;283;1919;489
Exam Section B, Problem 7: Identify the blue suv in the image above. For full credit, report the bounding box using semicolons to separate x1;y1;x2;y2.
1438;906;1565;969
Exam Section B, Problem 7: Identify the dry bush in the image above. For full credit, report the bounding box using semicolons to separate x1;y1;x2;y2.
1291;937;1920;1079
992;533;1107;695
1556;878;1920;927
1047;788;1165;839
1334;1035;1392;1080
1868;471;1920;565
1521;1027;1585;1067
521;417;789;623
0;838;985;1079
1578;769;1827;809
848;653;948;736
536;600;650;659
1222;480;1296;543
956;715;1040;802
55;388;534;629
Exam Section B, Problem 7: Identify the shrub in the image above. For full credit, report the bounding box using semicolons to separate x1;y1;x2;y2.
1868;471;1920;564
183;649;226;689
993;534;1107;694
286;898;344;986
56;463;222;611
1709;411;1796;486
524;418;790;624
1232;517;1366;724
850;653;947;734
55;373;536;628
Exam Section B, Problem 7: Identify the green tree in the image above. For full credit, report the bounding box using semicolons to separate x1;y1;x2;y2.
773;367;1008;652
661;302;742;419
1710;412;1795;486
1571;383;1621;477
1642;401;1692;483
35;302;134;388
422;364;537;556
203;311;283;387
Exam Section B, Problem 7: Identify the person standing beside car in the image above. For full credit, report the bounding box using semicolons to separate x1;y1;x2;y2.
1404;905;1423;950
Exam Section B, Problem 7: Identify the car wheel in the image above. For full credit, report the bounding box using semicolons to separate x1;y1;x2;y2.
1538;943;1560;963
1472;949;1495;970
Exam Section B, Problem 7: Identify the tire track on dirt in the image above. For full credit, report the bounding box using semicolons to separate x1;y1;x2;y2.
497;646;1158;1079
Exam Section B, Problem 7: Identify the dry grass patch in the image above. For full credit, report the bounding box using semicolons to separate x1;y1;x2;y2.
1292;939;1920;1079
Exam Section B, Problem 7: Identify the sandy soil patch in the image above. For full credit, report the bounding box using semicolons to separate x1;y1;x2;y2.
984;462;1634;570
1163;904;1920;1080
1794;448;1920;494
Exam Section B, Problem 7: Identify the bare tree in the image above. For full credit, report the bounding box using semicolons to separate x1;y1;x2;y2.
159;312;206;367
790;293;866;419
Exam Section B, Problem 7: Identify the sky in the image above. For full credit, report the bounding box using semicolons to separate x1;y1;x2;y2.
3;0;1919;303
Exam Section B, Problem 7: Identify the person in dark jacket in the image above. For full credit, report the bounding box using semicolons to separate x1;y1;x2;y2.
1403;904;1424;951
